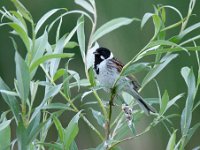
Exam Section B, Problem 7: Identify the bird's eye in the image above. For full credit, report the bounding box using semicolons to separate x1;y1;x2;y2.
100;55;105;60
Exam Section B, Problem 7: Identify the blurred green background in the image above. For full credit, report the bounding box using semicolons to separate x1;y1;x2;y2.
0;0;200;149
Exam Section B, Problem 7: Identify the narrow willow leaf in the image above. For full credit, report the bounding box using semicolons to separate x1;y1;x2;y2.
11;11;27;32
9;23;31;51
91;109;106;127
16;122;28;150
0;78;20;122
88;67;96;86
42;103;73;111
64;112;81;149
0;120;11;150
152;15;162;38
30;53;74;72
15;52;30;103
53;115;64;142
166;130;176;150
75;0;94;14
160;90;169;115
63;61;71;98
0;90;18;97
142;46;200;57
65;41;78;49
142;53;178;87
81;90;93;101
47;10;93;33
68;70;80;91
185;123;200;145
77;15;85;62
31;30;48;63
70;141;78;150
121;62;150;76
91;18;138;43
0;120;11;131
147;40;181;49
166;93;184;111
161;5;183;21
53;69;65;81
35;9;62;34
180;67;196;135
11;0;32;22
141;13;154;29
179;22;200;39
56;17;63;42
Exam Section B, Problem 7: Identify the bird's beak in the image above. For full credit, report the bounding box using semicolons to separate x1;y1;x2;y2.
93;51;98;55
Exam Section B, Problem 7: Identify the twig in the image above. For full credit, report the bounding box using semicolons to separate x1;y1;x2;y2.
106;88;116;142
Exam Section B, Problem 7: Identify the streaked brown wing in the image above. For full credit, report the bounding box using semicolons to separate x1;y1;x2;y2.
111;57;141;91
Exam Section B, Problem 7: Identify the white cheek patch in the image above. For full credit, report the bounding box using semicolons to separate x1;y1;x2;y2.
108;52;113;59
100;55;105;60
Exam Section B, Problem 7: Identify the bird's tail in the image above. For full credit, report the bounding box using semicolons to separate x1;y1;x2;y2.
130;90;156;115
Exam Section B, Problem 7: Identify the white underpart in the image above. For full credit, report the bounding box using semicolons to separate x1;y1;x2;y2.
95;57;133;91
86;42;99;69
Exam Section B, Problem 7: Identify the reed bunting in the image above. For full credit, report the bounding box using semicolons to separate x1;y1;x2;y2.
92;47;155;114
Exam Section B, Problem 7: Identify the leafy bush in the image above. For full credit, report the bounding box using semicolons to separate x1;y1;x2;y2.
0;0;200;149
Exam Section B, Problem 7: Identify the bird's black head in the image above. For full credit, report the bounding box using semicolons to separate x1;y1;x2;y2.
93;47;113;74
94;47;111;60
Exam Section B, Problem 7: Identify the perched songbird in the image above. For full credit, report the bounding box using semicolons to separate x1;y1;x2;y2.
92;47;155;115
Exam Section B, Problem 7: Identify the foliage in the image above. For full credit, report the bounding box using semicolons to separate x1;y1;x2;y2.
0;0;200;150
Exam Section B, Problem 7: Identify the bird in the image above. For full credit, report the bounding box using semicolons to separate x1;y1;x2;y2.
92;47;155;115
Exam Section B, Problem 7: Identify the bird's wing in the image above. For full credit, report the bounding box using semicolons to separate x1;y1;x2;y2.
111;57;141;91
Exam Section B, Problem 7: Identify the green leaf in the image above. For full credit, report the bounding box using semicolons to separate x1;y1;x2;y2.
91;18;138;43
42;103;73;111
185;123;200;145
75;0;94;14
9;23;31;51
16;122;28;150
141;13;154;29
166;130;176;150
64;111;81;149
0;120;11;150
65;41;78;49
142;53;178;87
11;0;33;22
160;90;169;115
0;90;18;97
121;62;150;76
88;67;96;86
15;51;30;102
68;70;80;91
0;120;11;132
30;53;74;72
90;109;106;127
35;9;63;34
166;93;184;111
181;67;196;136
27;117;48;145
53;115;64;142
53;69;65;81
77;15;86;62
152;15;162;38
70;141;78;150
0;78;20;122
178;22;200;39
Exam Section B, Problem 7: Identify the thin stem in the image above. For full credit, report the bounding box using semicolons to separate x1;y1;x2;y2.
109;128;151;149
106;88;116;142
